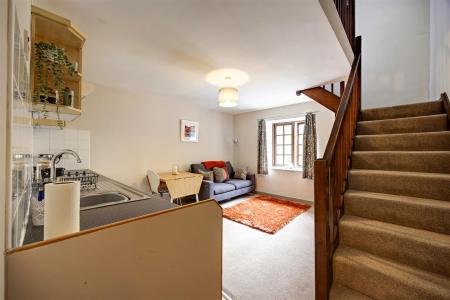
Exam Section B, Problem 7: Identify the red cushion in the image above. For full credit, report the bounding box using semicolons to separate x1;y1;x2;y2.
202;160;226;170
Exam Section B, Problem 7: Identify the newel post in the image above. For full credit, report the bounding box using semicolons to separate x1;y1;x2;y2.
314;159;331;300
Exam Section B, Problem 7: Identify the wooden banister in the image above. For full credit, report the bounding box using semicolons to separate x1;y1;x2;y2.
441;92;450;129
314;35;361;300
323;41;361;160
333;0;355;50
296;87;341;112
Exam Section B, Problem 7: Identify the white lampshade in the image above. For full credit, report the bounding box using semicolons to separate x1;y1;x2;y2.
218;87;238;107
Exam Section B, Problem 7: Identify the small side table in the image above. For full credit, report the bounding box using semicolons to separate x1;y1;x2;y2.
158;171;203;204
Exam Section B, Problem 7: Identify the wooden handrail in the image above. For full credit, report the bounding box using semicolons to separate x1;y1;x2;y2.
296;0;355;113
441;92;450;129
297;87;341;112
323;37;361;161
314;35;361;300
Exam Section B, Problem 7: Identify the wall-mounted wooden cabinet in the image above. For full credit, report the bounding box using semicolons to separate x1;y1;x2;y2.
30;5;86;128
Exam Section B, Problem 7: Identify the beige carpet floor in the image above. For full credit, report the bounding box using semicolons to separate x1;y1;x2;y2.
222;194;315;300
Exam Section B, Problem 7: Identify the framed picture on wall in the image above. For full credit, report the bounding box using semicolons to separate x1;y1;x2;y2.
180;120;199;143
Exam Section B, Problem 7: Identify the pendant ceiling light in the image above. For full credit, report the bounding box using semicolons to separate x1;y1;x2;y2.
218;87;238;107
205;68;249;108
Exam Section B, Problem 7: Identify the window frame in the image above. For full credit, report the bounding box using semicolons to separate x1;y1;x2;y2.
272;122;294;167
271;120;305;169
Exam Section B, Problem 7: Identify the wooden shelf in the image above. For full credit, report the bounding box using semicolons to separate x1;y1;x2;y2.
32;6;86;48
32;118;66;128
31;5;85;127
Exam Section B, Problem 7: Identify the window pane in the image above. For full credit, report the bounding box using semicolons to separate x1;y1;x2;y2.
276;145;283;155
298;124;305;134
284;124;292;133
284;155;292;164
276;126;283;135
276;136;283;145
284;135;292;145
275;155;284;165
284;145;291;155
298;155;303;164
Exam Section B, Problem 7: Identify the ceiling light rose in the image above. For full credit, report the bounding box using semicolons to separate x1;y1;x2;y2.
218;87;238;107
206;68;249;87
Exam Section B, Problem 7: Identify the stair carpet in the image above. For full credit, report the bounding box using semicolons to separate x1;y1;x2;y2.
330;100;450;299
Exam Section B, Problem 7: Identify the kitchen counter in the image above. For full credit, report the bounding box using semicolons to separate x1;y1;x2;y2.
23;172;177;245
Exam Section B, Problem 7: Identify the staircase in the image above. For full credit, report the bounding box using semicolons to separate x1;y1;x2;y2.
330;99;450;299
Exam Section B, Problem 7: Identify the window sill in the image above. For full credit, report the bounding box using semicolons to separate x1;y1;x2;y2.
270;167;303;173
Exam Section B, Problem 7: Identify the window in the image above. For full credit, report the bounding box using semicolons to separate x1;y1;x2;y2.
272;120;304;168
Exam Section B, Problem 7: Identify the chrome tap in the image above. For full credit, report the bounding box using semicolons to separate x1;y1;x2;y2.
50;149;82;182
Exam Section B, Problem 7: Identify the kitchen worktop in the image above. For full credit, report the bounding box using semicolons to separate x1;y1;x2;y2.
23;172;177;245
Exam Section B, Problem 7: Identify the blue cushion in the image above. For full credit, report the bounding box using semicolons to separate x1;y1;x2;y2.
214;183;236;195
226;179;253;189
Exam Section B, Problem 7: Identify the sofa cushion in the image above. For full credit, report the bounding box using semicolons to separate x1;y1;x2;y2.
225;161;234;178
202;160;226;170
214;183;236;195
198;169;214;181
233;167;248;180
191;163;207;173
213;167;229;183
226;179;253;189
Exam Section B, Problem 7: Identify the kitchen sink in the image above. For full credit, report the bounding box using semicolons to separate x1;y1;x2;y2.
80;192;129;209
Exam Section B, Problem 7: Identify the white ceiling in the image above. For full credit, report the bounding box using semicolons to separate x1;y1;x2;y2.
34;0;351;114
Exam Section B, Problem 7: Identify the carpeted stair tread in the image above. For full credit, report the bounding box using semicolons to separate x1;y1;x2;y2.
357;114;447;135
348;169;450;201
330;283;374;300
351;151;450;173
354;131;450;151
339;215;450;277
344;190;450;234
333;245;450;299
360;100;443;121
331;98;450;299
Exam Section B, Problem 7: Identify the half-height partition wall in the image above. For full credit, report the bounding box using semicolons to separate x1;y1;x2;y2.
6;200;223;299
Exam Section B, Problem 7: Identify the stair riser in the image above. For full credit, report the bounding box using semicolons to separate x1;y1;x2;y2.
333;254;450;300
354;133;450;151
340;222;450;277
352;152;450;173
344;194;450;235
357;115;447;135
348;172;450;201
360;100;443;121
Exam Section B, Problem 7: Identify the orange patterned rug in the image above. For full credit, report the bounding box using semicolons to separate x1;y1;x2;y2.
222;195;311;234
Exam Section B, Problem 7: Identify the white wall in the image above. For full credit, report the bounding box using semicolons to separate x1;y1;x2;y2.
356;0;431;108
33;128;91;170
69;84;234;192
429;0;450;99
233;101;335;202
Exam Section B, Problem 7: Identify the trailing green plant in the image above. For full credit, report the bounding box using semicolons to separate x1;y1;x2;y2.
33;42;76;113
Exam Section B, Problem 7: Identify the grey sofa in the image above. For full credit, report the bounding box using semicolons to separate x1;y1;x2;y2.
190;161;255;202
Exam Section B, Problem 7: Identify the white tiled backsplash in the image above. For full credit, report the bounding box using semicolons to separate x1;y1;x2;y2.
33;128;91;170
